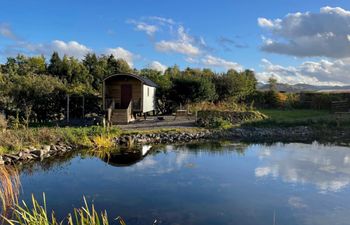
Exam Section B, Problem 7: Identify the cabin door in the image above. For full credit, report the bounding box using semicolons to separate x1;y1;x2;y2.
121;84;132;108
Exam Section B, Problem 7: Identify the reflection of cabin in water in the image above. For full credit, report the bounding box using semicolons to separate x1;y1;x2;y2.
102;73;157;124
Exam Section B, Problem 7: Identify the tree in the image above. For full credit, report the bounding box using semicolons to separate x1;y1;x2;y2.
83;53;108;91
106;55;132;74
213;69;257;102
170;75;216;106
268;76;278;92
164;65;181;77
7;74;67;122
48;52;62;77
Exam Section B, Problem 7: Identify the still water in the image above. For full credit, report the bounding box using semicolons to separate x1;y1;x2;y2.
18;142;350;225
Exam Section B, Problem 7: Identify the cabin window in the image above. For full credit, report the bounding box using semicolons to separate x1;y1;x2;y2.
147;87;150;96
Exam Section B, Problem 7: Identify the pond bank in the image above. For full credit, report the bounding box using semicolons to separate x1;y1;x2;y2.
1;125;350;165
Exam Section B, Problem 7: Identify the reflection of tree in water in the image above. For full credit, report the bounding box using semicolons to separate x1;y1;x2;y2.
171;141;249;155
18;150;81;175
17;141;250;174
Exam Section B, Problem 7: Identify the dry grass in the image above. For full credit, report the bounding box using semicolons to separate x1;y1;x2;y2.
0;115;7;131
0;166;21;218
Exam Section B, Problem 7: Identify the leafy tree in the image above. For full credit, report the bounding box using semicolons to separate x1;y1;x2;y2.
83;53;108;91
7;74;66;122
106;55;132;74
268;76;278;92
164;65;181;77
48;52;62;77
170;75;216;106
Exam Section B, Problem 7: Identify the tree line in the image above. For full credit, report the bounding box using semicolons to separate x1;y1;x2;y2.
0;52;258;123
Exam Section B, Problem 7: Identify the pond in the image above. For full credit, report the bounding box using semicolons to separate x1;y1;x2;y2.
18;141;350;225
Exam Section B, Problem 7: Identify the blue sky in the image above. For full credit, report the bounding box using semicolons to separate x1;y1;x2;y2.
1;0;350;85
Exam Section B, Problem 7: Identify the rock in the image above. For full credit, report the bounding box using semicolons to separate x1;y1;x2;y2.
0;156;4;165
42;145;51;152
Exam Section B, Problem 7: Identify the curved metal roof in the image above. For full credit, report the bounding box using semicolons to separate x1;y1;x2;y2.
103;73;158;87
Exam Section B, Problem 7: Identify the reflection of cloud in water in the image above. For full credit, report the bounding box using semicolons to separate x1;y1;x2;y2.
127;148;191;175
255;142;350;192
133;157;157;169
288;196;307;209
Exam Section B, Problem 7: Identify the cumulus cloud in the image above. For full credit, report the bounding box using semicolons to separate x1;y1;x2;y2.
3;40;92;59
201;55;243;71
48;40;91;58
105;47;134;67
257;58;350;85
148;61;167;73
258;6;350;58
155;26;201;56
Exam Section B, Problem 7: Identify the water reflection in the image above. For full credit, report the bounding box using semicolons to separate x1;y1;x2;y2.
15;141;350;225
102;145;153;167
254;141;350;192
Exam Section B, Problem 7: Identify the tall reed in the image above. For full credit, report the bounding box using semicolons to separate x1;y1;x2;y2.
0;166;20;217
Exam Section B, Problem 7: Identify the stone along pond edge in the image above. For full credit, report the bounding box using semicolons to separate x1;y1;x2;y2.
1;125;349;166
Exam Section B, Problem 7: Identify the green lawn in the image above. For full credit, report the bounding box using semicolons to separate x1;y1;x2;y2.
247;109;350;128
259;109;331;122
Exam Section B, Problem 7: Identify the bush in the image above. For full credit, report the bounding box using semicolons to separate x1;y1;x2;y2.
210;118;233;129
196;110;267;128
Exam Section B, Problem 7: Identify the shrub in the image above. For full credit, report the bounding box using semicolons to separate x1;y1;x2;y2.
210;118;233;129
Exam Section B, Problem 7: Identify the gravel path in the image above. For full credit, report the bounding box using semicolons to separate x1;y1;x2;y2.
118;116;197;130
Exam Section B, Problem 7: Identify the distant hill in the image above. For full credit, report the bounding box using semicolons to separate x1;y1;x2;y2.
257;83;350;93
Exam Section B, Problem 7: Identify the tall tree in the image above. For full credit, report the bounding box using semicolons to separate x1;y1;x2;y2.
48;52;62;77
106;55;132;74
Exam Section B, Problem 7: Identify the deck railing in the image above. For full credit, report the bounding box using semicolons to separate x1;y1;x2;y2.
105;98;141;111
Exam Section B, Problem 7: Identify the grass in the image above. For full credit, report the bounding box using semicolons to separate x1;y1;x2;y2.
0;166;20;217
2;193;129;225
0;126;121;153
0;167;127;225
246;109;350;128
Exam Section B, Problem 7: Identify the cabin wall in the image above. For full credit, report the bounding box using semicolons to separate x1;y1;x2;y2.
105;77;142;109
142;85;156;113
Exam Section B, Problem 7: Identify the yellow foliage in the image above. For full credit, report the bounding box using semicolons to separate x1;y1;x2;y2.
92;136;113;148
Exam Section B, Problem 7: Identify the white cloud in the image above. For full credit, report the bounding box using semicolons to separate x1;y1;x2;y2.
257;58;350;85
201;55;243;71
148;16;175;25
155;26;201;56
257;18;275;28
5;40;92;59
127;20;158;36
49;40;91;59
0;23;18;40
148;61;167;73
105;47;134;67
258;6;350;58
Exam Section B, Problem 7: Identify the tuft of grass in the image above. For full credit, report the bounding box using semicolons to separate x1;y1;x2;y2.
92;136;113;149
3;194;127;225
0;166;21;217
0;126;122;153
